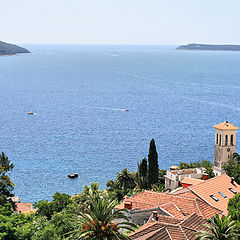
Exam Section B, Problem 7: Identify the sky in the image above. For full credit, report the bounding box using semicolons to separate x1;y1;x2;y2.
0;0;239;45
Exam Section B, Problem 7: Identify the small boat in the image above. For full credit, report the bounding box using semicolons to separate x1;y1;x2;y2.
68;173;78;178
27;112;34;115
123;109;129;112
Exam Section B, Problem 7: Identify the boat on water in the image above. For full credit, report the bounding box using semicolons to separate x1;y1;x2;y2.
67;173;78;179
27;112;34;115
123;109;129;112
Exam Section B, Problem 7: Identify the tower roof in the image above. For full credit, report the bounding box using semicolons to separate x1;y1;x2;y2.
213;121;239;130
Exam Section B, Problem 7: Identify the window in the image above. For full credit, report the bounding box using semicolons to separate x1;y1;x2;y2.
231;135;234;146
229;188;237;194
210;195;219;202
216;134;218;144
219;135;222;146
219;192;227;198
225;135;228;145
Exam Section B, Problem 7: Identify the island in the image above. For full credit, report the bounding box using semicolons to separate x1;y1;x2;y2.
176;43;240;51
0;40;30;56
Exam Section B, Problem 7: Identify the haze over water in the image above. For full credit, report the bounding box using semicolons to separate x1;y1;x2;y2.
0;45;240;202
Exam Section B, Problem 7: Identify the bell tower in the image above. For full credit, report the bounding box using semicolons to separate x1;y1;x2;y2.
213;121;238;173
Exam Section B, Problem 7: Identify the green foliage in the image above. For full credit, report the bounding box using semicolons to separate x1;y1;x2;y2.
147;138;159;187
194;214;239;240
158;169;166;185
0;152;14;206
67;197;136;240
116;169;136;195
72;182;108;212
204;167;215;179
31;217;59;240
179;160;213;170
34;192;74;220
0;211;35;240
224;153;240;184
138;158;148;189
228;193;240;234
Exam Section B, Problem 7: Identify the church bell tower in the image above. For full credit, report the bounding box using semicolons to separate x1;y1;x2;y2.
213;121;238;173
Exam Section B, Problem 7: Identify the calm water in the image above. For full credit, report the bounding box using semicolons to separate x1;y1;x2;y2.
0;45;240;202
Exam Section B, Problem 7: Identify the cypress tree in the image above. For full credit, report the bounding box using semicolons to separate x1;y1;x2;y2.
147;138;159;187
138;158;148;188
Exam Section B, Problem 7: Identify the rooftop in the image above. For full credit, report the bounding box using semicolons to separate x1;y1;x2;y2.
115;190;221;219
129;213;207;240
180;177;204;186
213;121;238;130
173;174;240;215
15;203;33;213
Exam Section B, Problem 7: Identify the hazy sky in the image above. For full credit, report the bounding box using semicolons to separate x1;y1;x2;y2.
1;0;239;44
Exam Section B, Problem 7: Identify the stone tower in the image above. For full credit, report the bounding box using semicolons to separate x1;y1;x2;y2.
213;121;238;173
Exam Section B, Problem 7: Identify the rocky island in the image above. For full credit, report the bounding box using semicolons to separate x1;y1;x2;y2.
0;40;30;55
176;43;240;51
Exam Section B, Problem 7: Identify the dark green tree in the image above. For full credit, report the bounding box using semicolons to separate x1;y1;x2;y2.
224;153;240;184
228;193;240;234
116;169;136;195
147;139;159;187
194;214;238;240
138;158;148;189
34;192;74;220
0;204;36;240
0;152;14;205
67;198;135;240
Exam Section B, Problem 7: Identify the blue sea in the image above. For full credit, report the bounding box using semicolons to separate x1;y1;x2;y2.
0;45;240;203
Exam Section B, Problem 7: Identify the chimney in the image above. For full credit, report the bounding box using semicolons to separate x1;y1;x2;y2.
124;201;132;210
202;173;209;180
152;211;158;221
231;177;235;185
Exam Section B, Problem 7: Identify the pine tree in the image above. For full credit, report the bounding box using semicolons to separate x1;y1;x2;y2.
147;139;159;187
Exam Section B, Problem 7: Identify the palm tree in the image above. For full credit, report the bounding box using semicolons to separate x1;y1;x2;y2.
195;214;239;240
116;169;136;195
68;198;135;240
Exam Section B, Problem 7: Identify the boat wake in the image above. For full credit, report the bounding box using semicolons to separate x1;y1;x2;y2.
80;106;129;112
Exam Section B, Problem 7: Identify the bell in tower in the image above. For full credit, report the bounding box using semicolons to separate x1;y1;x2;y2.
213;121;238;175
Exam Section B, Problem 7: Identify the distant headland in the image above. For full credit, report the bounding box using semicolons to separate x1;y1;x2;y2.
176;43;240;51
0;40;30;56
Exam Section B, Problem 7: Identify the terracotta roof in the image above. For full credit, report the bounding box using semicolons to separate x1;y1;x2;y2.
129;213;207;240
213;121;238;130
148;214;182;225
15;203;33;213
115;191;221;219
159;202;185;219
187;174;240;215
180;177;204;185
171;187;196;197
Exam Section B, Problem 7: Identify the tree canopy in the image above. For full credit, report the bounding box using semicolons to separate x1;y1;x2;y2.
147;138;159;187
0;152;14;205
224;153;240;184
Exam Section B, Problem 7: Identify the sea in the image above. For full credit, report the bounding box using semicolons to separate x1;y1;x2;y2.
0;44;240;203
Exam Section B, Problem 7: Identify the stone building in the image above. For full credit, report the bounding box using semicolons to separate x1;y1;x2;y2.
213;121;238;175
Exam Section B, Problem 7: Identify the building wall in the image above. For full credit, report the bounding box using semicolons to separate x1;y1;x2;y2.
214;129;236;170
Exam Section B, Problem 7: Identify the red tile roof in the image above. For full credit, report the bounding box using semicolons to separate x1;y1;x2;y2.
129;213;207;240
173;174;240;215
115;190;221;219
15;203;33;213
180;177;204;185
